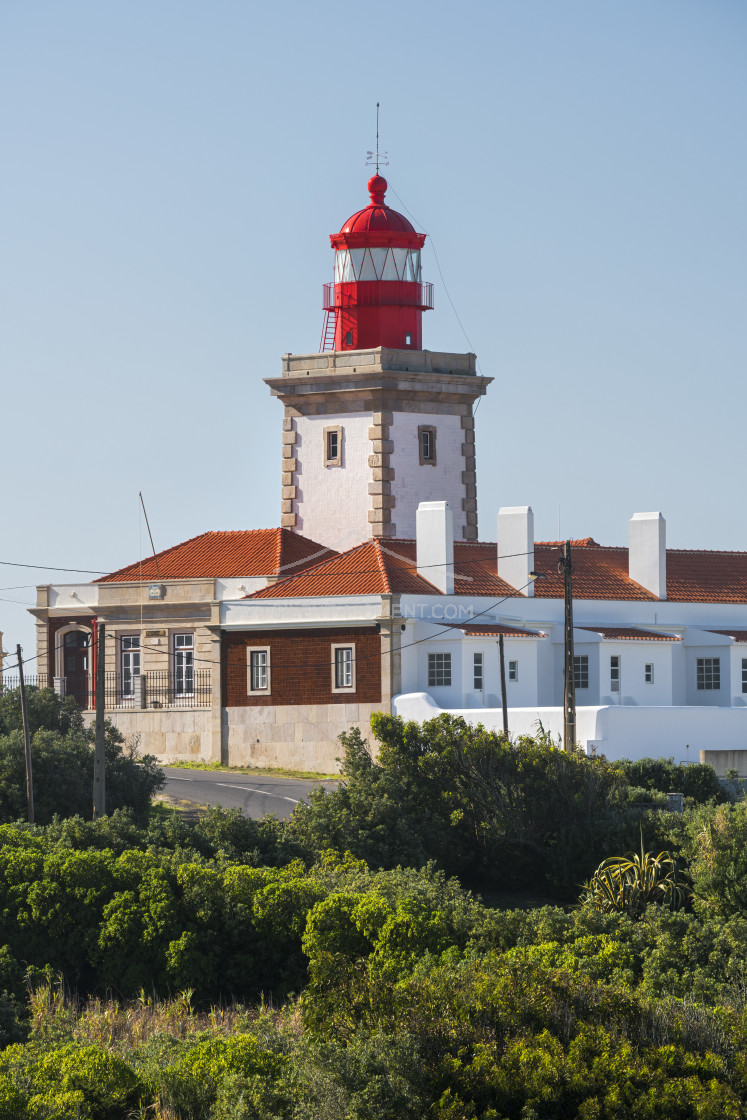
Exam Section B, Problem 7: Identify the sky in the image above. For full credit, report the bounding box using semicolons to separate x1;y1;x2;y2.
1;0;746;659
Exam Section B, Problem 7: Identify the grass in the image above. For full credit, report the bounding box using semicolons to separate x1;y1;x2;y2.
163;759;340;782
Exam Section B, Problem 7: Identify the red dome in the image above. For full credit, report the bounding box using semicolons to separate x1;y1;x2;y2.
331;176;423;248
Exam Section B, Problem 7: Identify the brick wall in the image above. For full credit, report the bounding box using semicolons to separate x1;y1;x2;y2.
223;627;381;707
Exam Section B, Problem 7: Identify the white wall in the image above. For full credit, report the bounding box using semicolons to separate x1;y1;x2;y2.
729;646;747;706
389;412;467;539
293;412;372;553
392;692;747;764
596;641;674;706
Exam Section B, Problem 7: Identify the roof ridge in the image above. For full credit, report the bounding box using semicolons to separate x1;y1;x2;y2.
95;529;213;582
373;540;393;594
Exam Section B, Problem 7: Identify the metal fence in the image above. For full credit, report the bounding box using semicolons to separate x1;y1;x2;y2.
0;671;211;710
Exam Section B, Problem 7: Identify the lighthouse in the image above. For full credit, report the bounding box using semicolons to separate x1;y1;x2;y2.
321;174;432;352
264;173;493;554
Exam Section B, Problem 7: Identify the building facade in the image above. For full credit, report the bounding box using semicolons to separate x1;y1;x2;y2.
30;174;747;774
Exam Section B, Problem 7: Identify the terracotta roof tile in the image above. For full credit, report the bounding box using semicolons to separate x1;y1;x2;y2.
708;630;747;642
446;623;546;638
249;536;747;605
578;626;681;641
97;529;336;583
249;539;442;598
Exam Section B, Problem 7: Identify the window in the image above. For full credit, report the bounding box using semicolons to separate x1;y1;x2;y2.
508;660;518;682
645;663;654;684
473;652;483;690
428;652;451;687
610;655;620;693
418;424;437;466
345;331;353;345
324;425;343;467
121;635;140;697
697;657;720;691
742;658;747;694
574;655;589;690
247;647;271;694
405;332;412;346
332;644;355;692
174;634;194;695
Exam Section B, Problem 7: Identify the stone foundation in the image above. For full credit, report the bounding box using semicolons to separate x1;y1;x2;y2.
83;708;214;763
223;703;382;772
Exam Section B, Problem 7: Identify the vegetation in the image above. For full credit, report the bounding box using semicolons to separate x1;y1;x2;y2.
165;759;340;781
0;708;744;1117
0;687;163;824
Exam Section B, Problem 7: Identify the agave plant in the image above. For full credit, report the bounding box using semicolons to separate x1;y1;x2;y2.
581;831;691;918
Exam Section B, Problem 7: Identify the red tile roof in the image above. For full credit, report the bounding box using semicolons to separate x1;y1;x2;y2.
249;539;522;600
447;623;546;639
248;536;747;604
97;529;336;583
709;630;747;643
578;627;680;642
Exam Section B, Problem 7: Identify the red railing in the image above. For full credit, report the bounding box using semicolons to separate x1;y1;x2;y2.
323;280;433;311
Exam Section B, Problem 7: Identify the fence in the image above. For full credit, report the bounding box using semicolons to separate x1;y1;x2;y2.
0;671;211;710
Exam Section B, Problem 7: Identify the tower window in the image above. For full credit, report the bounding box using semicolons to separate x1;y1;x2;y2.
324;425;343;467
405;333;412;345
418;424;437;466
345;331;353;346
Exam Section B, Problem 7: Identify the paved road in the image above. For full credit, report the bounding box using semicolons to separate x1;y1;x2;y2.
161;767;338;821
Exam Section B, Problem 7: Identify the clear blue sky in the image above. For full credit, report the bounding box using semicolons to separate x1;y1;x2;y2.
2;0;746;657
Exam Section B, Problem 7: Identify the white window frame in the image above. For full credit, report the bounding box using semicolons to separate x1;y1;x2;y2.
473;651;483;691
508;660;518;682
645;662;654;684
173;633;195;696
428;652;452;688
247;646;271;695
574;655;589;690
331;644;356;693
610;655;620;693
696;657;720;691
120;634;141;698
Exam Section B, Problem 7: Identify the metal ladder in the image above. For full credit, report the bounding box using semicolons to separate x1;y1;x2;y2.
319;309;336;352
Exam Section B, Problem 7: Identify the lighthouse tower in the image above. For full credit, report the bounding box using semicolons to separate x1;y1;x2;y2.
264;174;492;554
322;174;431;352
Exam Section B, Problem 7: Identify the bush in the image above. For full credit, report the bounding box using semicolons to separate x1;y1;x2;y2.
292;715;639;897
616;756;727;805
0;687;163;824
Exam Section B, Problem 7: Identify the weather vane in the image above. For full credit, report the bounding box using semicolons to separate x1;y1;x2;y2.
365;102;389;173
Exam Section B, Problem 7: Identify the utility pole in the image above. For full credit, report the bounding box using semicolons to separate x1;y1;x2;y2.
93;622;106;819
16;645;34;824
498;633;509;738
558;541;576;752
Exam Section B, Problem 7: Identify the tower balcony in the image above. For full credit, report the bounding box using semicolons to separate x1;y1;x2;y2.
323;280;434;312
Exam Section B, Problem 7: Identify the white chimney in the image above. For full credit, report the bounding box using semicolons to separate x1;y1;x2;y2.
628;512;666;600
416;501;454;594
497;506;535;596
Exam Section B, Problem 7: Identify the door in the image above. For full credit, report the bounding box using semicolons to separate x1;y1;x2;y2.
63;630;89;708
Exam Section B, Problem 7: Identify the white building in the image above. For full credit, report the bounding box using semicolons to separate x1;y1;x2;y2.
31;174;747;775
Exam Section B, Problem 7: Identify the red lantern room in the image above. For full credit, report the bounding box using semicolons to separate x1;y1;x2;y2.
320;175;433;352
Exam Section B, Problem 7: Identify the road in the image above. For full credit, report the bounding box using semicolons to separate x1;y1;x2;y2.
161;767;338;821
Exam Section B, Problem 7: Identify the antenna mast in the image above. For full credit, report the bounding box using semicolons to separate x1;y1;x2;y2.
366;102;389;174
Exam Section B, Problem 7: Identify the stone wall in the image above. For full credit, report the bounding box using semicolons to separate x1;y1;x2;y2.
223;702;381;772
83;707;215;763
